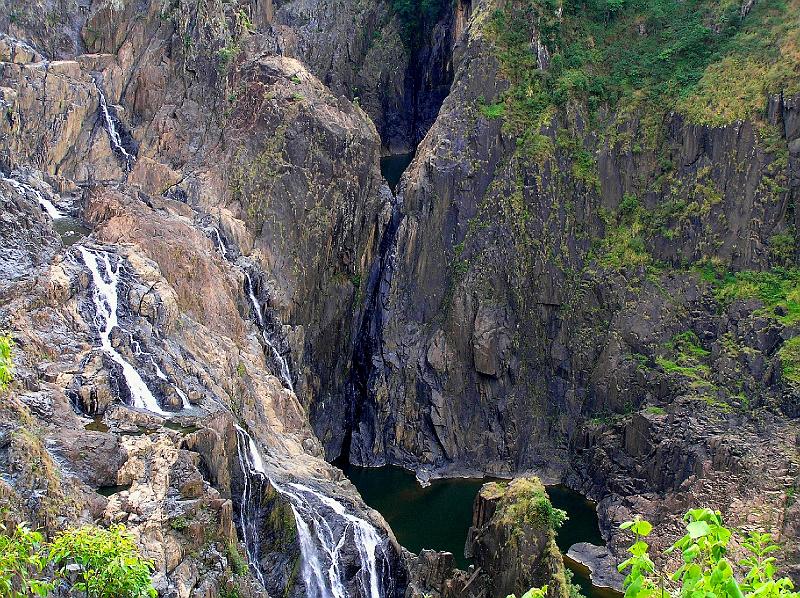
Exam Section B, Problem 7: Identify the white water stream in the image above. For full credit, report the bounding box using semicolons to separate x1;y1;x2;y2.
244;272;295;392
234;426;388;598
79;247;168;415
96;84;136;168
3;175;65;219
206;226;228;259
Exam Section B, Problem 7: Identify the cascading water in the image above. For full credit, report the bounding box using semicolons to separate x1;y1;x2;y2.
3;174;65;219
244;271;295;392
234;425;269;586
233;426;396;598
200;223;295;391
278;481;387;598
129;334;191;410
205;226;228;259
79;246;168;415
95;83;136;170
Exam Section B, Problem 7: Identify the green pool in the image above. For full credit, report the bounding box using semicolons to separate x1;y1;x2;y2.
340;463;617;598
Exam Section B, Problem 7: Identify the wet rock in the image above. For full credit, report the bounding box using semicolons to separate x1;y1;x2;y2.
48;429;128;488
566;543;625;591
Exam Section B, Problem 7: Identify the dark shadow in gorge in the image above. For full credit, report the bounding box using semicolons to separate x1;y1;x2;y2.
378;0;465;154
315;2;468;465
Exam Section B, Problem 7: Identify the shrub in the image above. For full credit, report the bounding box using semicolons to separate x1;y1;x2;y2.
514;508;799;598
617;508;799;598
49;525;157;598
226;541;249;576
778;336;800;385
0;522;53;597
0;333;14;390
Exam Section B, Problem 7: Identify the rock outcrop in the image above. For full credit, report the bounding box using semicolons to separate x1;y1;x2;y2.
406;477;573;598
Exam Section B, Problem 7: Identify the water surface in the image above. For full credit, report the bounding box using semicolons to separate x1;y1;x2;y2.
341;464;617;598
54;217;91;246
380;153;414;193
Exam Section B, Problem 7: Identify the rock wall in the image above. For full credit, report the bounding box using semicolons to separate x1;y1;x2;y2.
0;0;410;594
317;0;800;575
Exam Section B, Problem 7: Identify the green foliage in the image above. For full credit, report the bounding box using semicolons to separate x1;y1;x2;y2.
769;233;796;267
507;585;549;598
655;330;716;400
1;524;155;598
484;0;799;139
617;508;799;598
479;98;507;119
495;479;569;530
700;264;800;325
226;541;249;576
218;44;240;68
169;516;188;531
49;525;157;598
778;336;800;385
590;195;653;271
0;333;14;390
0;523;54;597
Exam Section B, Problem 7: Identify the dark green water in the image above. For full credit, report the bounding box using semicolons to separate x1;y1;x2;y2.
97;483;131;497
341;464;616;598
380;153;414;192
54;217;91;246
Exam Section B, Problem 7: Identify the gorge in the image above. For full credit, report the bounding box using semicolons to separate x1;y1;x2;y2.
0;0;799;596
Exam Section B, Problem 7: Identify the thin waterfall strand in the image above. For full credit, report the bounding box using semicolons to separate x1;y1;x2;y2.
244;272;295;392
96;84;136;168
3;175;65;219
79;247;167;415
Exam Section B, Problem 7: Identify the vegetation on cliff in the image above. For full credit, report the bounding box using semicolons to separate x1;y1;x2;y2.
0;333;13;390
486;0;800;134
0;523;156;597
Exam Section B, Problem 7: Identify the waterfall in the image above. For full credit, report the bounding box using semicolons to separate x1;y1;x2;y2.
244;272;295;393
152;357;192;410
96;83;136;170
233;426;393;598
205;226;228;259
277;481;386;598
234;425;268;586
3;174;65;219
200;223;295;392
79;246;168;415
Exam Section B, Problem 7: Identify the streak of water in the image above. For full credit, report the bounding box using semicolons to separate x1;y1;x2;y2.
3;175;65;219
79;247;167;415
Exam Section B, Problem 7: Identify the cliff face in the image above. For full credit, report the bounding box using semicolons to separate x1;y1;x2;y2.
315;0;800;577
2;0;800;593
0;1;409;595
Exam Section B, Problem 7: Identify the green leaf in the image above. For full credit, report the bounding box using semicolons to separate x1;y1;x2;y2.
686;521;711;539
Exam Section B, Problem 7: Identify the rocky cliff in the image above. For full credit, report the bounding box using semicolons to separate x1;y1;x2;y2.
1;0;800;594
